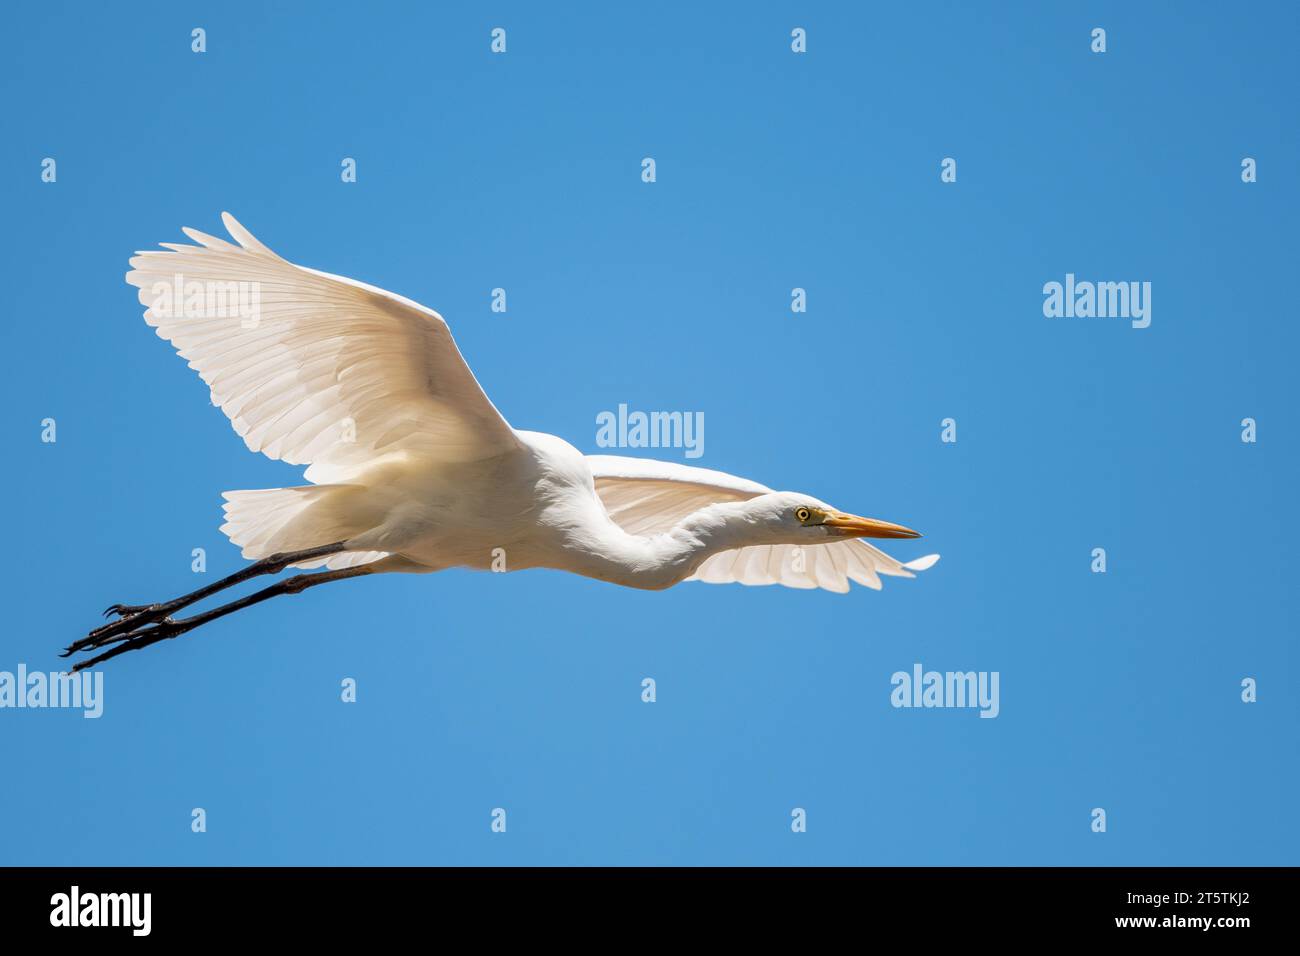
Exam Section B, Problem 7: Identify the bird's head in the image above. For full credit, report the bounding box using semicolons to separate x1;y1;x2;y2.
734;492;922;545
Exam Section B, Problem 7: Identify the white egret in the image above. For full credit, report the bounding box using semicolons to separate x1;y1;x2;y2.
65;214;938;670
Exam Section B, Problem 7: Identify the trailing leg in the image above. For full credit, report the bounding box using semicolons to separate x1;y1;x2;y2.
64;542;348;655
67;564;374;671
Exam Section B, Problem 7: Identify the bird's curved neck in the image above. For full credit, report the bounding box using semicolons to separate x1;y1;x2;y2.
576;503;751;590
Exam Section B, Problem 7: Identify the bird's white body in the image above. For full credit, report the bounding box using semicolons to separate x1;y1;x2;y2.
127;214;939;596
338;430;697;587
295;430;652;582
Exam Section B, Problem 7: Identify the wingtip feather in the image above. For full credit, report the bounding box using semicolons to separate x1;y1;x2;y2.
902;554;941;571
221;211;281;258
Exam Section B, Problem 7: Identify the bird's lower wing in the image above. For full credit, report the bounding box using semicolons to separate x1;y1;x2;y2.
689;540;939;593
126;213;520;484
587;455;938;594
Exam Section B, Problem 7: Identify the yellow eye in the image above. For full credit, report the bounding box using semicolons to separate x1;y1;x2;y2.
795;507;811;523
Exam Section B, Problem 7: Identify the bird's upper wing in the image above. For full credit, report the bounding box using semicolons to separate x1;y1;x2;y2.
125;213;520;483
586;455;938;593
586;455;773;535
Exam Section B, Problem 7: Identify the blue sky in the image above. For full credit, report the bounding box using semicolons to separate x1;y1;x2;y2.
1;1;1296;865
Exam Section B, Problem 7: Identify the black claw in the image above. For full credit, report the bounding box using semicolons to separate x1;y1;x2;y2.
105;603;152;618
70;602;174;657
70;619;194;672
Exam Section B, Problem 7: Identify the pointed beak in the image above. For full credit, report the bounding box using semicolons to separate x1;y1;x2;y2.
823;512;922;539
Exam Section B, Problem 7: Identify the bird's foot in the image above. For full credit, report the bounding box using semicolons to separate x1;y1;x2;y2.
67;616;196;673
62;602;176;658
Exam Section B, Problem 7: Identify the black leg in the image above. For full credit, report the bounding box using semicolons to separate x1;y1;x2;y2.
64;542;348;657
67;564;374;672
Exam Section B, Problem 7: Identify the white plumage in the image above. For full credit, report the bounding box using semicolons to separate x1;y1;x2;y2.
588;455;937;592
122;213;938;592
71;213;940;671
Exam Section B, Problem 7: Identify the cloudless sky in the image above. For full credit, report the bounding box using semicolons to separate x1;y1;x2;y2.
1;1;1296;865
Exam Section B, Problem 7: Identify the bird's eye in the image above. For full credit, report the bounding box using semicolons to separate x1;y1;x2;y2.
795;507;811;523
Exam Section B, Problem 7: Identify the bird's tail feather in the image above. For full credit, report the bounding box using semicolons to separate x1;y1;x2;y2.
219;485;389;570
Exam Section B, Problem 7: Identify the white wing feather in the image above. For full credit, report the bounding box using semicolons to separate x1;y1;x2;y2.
586;455;771;536
587;455;938;594
125;213;520;484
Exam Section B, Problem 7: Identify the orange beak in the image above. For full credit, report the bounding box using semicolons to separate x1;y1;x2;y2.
823;512;922;539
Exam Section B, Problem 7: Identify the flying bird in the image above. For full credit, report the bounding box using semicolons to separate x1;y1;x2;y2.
65;214;938;670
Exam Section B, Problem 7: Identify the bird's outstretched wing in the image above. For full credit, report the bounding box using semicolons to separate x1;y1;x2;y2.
125;213;520;483
586;455;938;593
